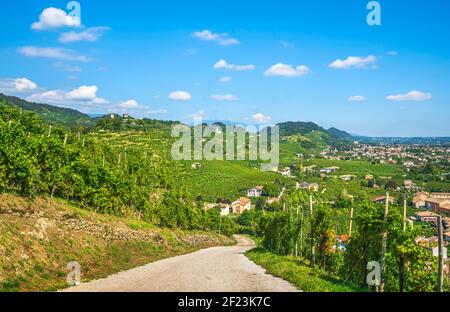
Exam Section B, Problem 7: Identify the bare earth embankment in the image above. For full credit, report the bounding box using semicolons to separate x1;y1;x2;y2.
0;194;233;291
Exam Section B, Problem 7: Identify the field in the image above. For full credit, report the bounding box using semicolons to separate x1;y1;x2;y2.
183;160;294;202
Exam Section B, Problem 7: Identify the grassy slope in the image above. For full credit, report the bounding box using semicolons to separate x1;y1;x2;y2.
183;160;293;202
247;248;362;292
0;194;234;292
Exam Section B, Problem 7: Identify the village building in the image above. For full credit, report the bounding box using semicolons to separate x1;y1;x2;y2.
299;182;319;192
303;165;316;173
266;197;280;205
218;203;231;216
413;192;429;209
372;195;395;204
247;186;264;197
231;197;251;214
404;180;419;190
320;166;340;174
426;198;450;216
279;167;292;177
415;211;439;223
340;175;355;182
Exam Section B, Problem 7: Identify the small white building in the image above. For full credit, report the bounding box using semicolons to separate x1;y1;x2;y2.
247;186;264;197
279;167;291;177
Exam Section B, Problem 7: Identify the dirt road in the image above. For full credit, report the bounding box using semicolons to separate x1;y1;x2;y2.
63;235;299;292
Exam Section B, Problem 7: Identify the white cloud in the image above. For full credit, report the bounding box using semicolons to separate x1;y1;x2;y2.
28;90;65;102
219;76;232;83
387;51;399;56
53;61;81;72
213;59;255;71
66;85;98;101
31;7;80;30
252;113;272;124
147;109;168;115
192;30;240;46
0;78;38;93
386;90;432;101
93;97;109;104
19;46;89;62
190;110;206;122
14;78;38;92
118;99;139;109
210;94;239;101
59;27;111;43
169;91;192;101
264;63;310;77
329;55;377;69
280;40;294;48
27;85;107;105
348;95;367;102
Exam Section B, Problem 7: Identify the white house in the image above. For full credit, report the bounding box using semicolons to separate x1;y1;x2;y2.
218;203;230;216
279;167;291;177
247;186;264;197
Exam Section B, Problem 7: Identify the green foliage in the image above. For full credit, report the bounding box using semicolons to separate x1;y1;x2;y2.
0;102;236;236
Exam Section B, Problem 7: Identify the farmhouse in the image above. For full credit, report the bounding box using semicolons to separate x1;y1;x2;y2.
404;180;419;190
445;232;450;242
413;192;429;208
303;165;316;172
204;202;231;216
426;198;450;215
365;174;374;180
247;186;264;197
340;175;355;181
266;197;280;205
415;211;439;223
218;203;231;216
300;182;319;192
279;167;292;177
320;166;340;174
231;197;251;214
372;195;395;204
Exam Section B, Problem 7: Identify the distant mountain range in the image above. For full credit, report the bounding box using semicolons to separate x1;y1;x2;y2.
1;93;448;144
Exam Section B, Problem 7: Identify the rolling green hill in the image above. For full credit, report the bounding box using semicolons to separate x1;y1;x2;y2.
0;93;94;128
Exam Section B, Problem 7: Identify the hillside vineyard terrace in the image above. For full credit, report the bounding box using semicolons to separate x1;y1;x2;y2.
171;124;279;171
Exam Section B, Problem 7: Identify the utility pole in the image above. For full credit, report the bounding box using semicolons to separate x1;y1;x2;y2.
310;195;315;267
48;125;52;137
295;205;299;257
403;194;407;232
438;215;444;292
63;134;68;147
400;193;408;292
349;207;354;238
300;204;304;258
380;192;389;292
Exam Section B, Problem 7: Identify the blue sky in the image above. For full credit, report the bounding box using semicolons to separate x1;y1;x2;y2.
0;0;449;136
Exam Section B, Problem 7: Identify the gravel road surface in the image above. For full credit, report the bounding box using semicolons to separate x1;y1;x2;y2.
63;235;299;292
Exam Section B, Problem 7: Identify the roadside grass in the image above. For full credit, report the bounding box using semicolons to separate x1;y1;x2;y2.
246;248;364;292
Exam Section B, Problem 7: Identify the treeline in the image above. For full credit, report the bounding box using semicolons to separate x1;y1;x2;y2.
0;102;235;236
244;191;440;291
